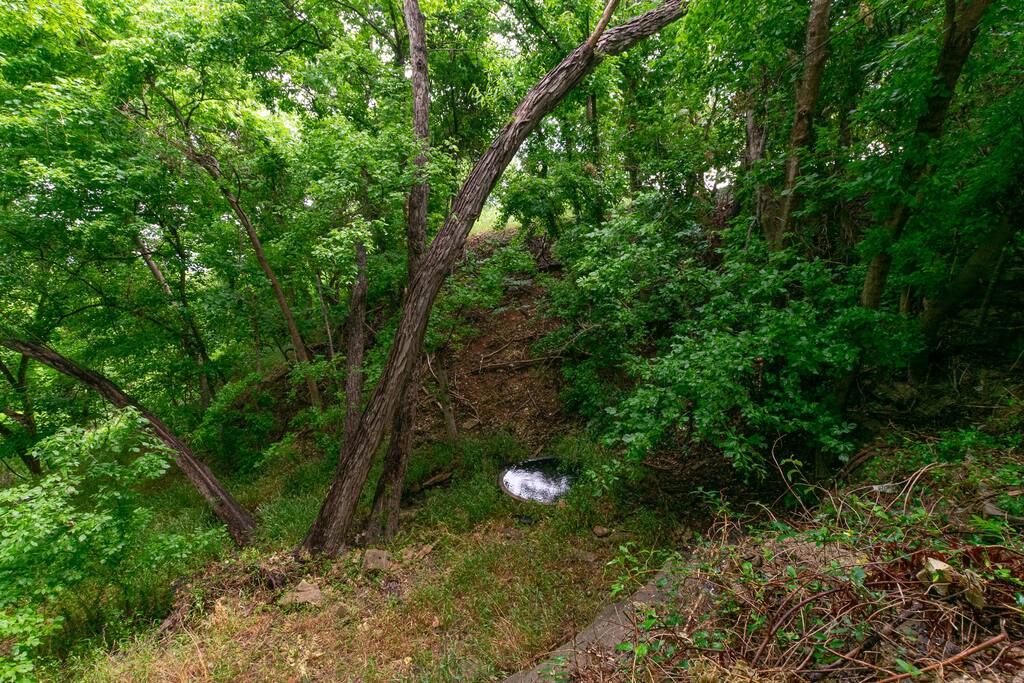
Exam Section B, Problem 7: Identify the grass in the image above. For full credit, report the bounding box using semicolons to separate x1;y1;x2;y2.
470;203;520;236
53;432;677;682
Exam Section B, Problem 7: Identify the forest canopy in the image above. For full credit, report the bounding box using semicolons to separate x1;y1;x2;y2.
1;0;1022;679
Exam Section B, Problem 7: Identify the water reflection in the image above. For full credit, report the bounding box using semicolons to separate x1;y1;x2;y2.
500;458;574;504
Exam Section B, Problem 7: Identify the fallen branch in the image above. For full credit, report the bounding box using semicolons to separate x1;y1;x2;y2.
876;631;1007;683
407;468;455;495
807;602;920;680
470;355;562;374
751;586;845;665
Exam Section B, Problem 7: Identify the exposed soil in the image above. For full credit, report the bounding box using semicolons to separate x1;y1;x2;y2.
413;233;572;452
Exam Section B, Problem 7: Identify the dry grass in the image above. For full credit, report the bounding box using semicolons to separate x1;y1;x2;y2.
572;432;1024;681
74;515;625;682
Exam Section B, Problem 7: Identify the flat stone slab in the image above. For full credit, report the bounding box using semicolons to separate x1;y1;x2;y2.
503;562;678;682
278;579;324;606
363;549;392;572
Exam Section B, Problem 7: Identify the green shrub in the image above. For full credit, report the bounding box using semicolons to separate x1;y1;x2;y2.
551;207;919;478
0;410;221;680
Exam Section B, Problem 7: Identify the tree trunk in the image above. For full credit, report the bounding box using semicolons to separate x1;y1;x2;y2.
301;0;687;556
622;67;642;196
0;338;256;545
743;107;770;230
432;359;458;445
975;242;1008;328
586;91;605;225
0;419;40;476
364;0;431;545
860;0;992;309
146;92;321;409
314;270;336;360
767;0;833;250
135;234;214;408
919;208;1022;350
220;191;323;409
342;243;369;456
363;359;421;544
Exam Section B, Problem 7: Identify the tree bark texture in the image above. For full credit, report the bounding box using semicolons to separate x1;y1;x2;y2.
364;0;431;545
220;190;323;409
433;360;458;445
767;0;833;249
342;243;369;459
860;0;992;309
301;0;688;556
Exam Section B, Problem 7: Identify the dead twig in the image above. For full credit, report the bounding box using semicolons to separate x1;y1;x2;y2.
875;631;1007;682
469;355;562;374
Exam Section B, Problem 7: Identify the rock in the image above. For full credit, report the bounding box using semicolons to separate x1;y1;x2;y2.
460;418;480;430
364;549;392;572
962;570;987;611
878;381;917;408
742;553;764;568
592;526;612;538
917;557;954;596
278;579;324;606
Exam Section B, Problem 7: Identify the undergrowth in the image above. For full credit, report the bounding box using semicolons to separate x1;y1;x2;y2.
587;428;1024;681
47;430;675;682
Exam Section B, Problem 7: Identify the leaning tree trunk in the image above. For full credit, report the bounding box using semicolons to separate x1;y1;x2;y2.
135;234;215;408
221;191;323;410
364;0;432;545
0;338;256;545
302;0;688;556
142;91;323;410
766;0;833;250
860;0;993;309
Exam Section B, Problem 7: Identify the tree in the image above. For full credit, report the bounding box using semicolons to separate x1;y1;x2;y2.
302;0;689;555
0;353;41;475
765;0;833;249
364;0;432;544
134;91;324;410
860;0;994;309
0;339;255;545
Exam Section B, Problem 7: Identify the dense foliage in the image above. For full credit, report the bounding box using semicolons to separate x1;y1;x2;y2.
0;411;223;679
0;0;1021;677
